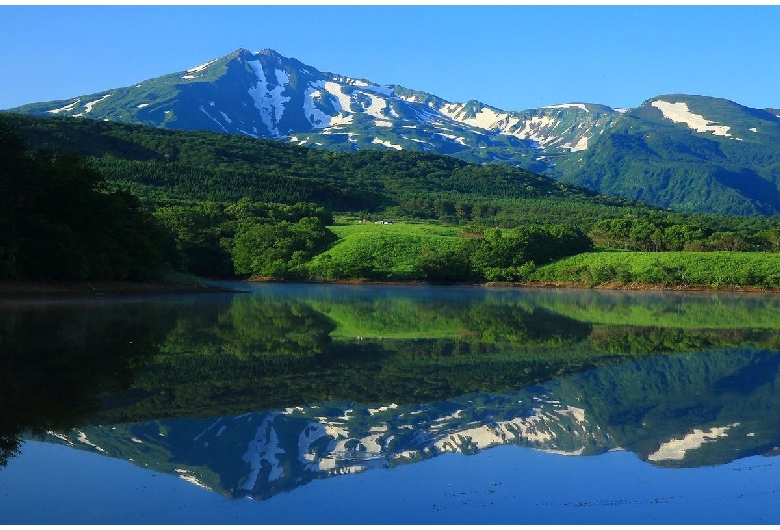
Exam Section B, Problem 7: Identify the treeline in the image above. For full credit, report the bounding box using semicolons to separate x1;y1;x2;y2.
589;215;780;252
0;124;171;280
153;197;336;278
10;113;780;235
2;113;598;212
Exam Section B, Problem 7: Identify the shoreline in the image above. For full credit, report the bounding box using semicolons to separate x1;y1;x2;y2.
0;279;240;298
3;277;780;298
249;277;780;294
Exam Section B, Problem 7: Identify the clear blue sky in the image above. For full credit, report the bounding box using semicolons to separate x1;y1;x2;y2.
2;5;779;112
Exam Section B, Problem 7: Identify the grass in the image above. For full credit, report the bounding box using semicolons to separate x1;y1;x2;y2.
328;222;462;238
308;222;467;281
309;222;780;291
531;251;780;290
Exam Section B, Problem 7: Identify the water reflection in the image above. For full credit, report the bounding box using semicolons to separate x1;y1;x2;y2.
3;284;780;501
0;297;185;466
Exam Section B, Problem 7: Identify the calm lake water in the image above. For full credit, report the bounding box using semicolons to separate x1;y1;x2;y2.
2;282;780;524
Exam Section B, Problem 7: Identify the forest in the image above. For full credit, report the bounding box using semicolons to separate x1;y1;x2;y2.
2;113;780;286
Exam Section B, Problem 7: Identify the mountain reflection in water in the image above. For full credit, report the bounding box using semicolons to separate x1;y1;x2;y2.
2;283;780;502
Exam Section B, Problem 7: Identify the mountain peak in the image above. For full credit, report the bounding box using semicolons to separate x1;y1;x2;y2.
254;48;284;58
225;48;285;62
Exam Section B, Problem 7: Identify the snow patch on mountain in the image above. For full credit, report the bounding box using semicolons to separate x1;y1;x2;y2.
299;422;329;466
187;58;218;73
48;99;81;114
433;405;587;452
337;77;394;97
77;431;105;453
544;103;589;113
436;132;467;145
247;62;290;137
323;421;349;439
652;100;732;137
414;108;439;124
242;415;286;489
176;469;212;490
303;85;333;128
648;423;738;461
398;94;421;104
323;81;353;114
367;403;398;416
507;115;562;146
439;103;509;130
199;106;228;132
83;94;112;113
194;418;224;442
363;93;388;119
373;138;402;150
562;135;589;152
330;115;354;127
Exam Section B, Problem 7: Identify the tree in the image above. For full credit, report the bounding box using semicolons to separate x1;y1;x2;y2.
232;217;337;278
467;224;592;281
414;245;472;283
0;124;172;280
707;231;749;252
0;123;35;276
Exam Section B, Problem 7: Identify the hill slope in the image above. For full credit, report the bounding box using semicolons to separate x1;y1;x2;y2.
555;95;780;215
1;113;621;215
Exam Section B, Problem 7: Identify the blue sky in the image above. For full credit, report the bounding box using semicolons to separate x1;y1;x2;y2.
2;5;779;112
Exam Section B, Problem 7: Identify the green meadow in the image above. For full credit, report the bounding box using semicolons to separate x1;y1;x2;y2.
531;251;780;290
305;222;780;291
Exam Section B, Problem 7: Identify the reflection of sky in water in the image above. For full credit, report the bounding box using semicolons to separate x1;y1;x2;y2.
4;440;780;524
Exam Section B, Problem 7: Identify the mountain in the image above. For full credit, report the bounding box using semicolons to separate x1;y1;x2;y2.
555;95;780;216
6;48;620;174
6;48;780;216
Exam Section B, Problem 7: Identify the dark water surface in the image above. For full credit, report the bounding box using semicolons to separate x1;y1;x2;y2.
2;282;780;524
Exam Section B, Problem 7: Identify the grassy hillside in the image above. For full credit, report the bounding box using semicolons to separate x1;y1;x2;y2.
530;250;780;290
305;222;780;291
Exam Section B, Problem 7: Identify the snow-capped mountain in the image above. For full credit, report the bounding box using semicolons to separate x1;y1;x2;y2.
7;48;621;171
7;48;780;215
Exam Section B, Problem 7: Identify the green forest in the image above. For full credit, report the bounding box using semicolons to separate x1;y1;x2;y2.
2;113;780;287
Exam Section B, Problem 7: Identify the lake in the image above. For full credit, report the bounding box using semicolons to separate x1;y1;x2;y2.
2;282;780;524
